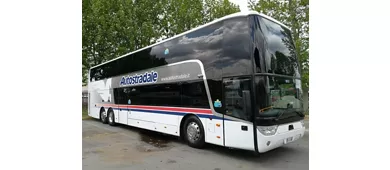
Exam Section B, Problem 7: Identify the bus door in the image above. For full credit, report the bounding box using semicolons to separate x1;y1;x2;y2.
116;104;128;124
222;77;255;151
114;88;129;124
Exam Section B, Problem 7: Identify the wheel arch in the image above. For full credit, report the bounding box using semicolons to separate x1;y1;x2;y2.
107;107;114;113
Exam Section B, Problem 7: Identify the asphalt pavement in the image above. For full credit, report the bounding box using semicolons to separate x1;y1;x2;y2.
83;119;309;170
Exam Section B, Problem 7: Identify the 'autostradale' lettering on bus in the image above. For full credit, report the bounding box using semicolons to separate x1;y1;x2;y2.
120;71;158;86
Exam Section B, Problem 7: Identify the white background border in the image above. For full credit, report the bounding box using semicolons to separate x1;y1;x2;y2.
310;0;390;169
1;0;390;170
0;1;82;169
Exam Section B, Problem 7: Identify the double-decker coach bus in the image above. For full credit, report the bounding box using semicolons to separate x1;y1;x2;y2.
88;10;305;153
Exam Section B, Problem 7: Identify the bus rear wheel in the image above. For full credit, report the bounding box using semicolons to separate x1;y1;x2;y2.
108;110;116;126
183;116;205;148
100;109;108;124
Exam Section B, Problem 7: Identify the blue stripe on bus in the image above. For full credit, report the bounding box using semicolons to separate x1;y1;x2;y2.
111;107;225;120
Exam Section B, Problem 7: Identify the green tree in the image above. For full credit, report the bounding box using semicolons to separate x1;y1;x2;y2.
203;0;240;24
159;0;204;38
82;0;165;85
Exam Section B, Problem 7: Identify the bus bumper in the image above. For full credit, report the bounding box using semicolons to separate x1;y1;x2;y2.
256;125;305;153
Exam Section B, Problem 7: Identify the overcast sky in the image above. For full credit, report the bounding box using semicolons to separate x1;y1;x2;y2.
228;0;250;12
229;0;257;11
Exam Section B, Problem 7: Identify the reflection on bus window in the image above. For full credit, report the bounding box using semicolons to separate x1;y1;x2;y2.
224;77;252;121
268;76;302;110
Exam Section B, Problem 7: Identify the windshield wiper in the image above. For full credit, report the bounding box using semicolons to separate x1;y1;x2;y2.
275;109;287;121
275;109;304;121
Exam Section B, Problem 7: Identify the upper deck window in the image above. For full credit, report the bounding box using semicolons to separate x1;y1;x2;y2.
220;17;251;77
259;17;299;77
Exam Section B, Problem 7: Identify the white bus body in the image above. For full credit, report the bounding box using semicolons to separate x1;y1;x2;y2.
88;11;305;153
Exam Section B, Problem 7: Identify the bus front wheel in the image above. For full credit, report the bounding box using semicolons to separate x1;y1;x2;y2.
183;116;205;148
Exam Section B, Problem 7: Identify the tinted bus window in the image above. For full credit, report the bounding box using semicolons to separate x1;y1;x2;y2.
114;80;209;108
251;16;267;73
90;21;224;82
259;17;299;77
181;81;209;108
150;21;224;68
90;66;103;81
114;48;168;78
90;48;169;82
221;17;251;77
140;83;182;107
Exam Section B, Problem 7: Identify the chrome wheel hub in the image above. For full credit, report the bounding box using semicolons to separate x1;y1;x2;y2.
186;122;200;142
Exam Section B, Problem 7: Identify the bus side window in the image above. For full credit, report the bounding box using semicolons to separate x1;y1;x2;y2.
254;48;261;72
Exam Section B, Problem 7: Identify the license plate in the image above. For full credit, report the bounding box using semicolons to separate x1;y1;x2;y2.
285;137;293;144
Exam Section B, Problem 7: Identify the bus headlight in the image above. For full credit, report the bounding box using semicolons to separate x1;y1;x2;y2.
258;125;278;136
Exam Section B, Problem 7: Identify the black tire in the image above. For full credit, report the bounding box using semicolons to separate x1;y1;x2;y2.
251;151;261;157
100;108;108;124
183;116;205;148
108;109;116;126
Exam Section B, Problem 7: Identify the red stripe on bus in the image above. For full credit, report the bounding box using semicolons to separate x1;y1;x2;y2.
97;104;212;114
129;105;212;114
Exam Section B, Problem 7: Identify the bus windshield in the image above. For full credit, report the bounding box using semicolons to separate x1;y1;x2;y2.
256;76;303;117
255;16;303;118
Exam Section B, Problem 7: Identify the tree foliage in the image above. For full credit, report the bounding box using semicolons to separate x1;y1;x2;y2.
249;0;309;90
203;0;240;23
82;0;239;85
